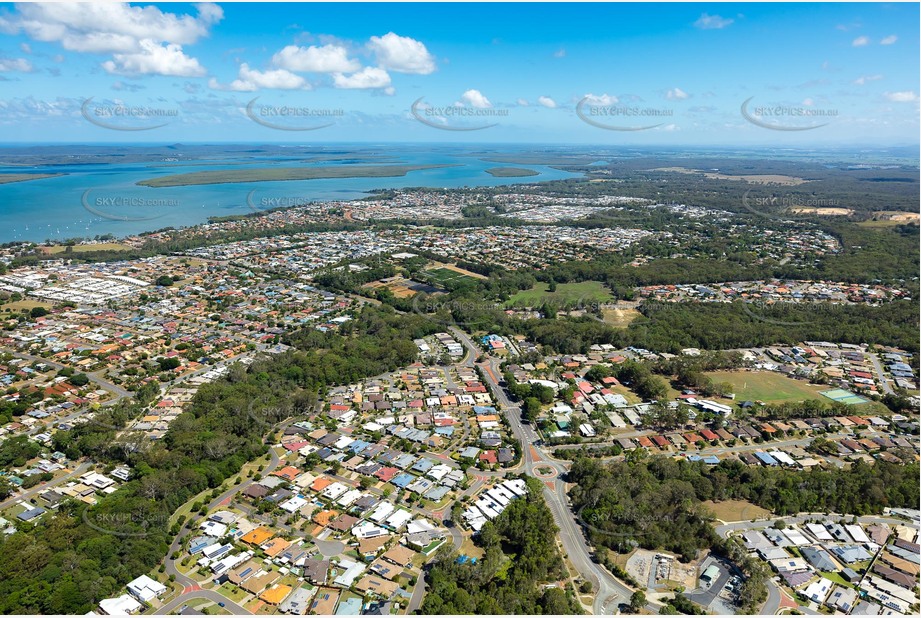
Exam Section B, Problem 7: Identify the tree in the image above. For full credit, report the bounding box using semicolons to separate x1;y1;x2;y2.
523;397;542;423
630;591;647;612
157;357;181;371
30;306;49;318
68;373;90;387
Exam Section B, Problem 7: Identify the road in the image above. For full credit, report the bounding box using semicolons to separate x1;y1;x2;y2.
155;589;249;616
10;350;132;401
713;512;910;615
160;426;287;613
867;352;895;395
0;460;93;510
450;327;644;615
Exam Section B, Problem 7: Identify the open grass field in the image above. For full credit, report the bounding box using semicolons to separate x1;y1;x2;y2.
424;267;481;286
649;167;809;186
506;281;612;308
705;370;826;403
701;499;771;522
1;299;53;313
43;242;133;254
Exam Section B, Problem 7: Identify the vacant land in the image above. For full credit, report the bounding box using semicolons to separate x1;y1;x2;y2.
650;167;809;186
507;281;612;308
858;211;921;228
601;304;642;328
485;167;539;177
1;299;53;313
789;207;855;216
706;370;826;403
0;173;64;184
424;267;482;287
701;499;771;522
137;164;455;187
42;242;133;254
363;277;441;298
428;262;487;280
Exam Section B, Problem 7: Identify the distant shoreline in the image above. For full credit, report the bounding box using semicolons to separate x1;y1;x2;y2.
136;164;458;187
0;173;65;185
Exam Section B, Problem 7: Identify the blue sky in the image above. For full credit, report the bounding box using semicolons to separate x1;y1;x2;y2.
0;2;917;144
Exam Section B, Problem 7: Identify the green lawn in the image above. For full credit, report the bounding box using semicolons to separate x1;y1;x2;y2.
820;571;852;587
506;281;612;308
424;267;479;286
705;371;826;404
217;582;250;604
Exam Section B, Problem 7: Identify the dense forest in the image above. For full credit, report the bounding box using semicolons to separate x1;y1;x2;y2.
568;455;920;561
568;456;919;613
0;306;436;614
420;477;583;615
407;286;919;354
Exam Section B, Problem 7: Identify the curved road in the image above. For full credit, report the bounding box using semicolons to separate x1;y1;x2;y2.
156;590;249;616
159;428;287;614
450;327;642;615
714;512;910;615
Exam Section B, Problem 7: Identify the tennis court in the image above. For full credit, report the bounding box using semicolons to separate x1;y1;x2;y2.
820;389;869;405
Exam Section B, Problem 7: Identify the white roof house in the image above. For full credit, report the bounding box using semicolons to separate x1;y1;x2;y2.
99;594;142;615
200;521;227;537
126;574;167;602
369;501;395;523
802;578;833;604
385;509;413;530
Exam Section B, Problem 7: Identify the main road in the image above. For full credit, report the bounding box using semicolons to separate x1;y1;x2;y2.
449;327;642;615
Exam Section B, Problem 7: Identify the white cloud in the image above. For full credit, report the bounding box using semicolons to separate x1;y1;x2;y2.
537;95;557;108
852;36;870;47
0;57;33;72
516;98;529;106
271;44;360;73
880;35;898;45
19;42;31;54
553;48;566;58
583;93;618;105
0;2;220;76
332;66;391;89
209;63;308;91
802;98;814;106
458;89;491;109
853;74;883;85
884;91;918;102
102;40;206;77
666;87;689;100
368;32;435;74
694;13;734;29
0;2;221;52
